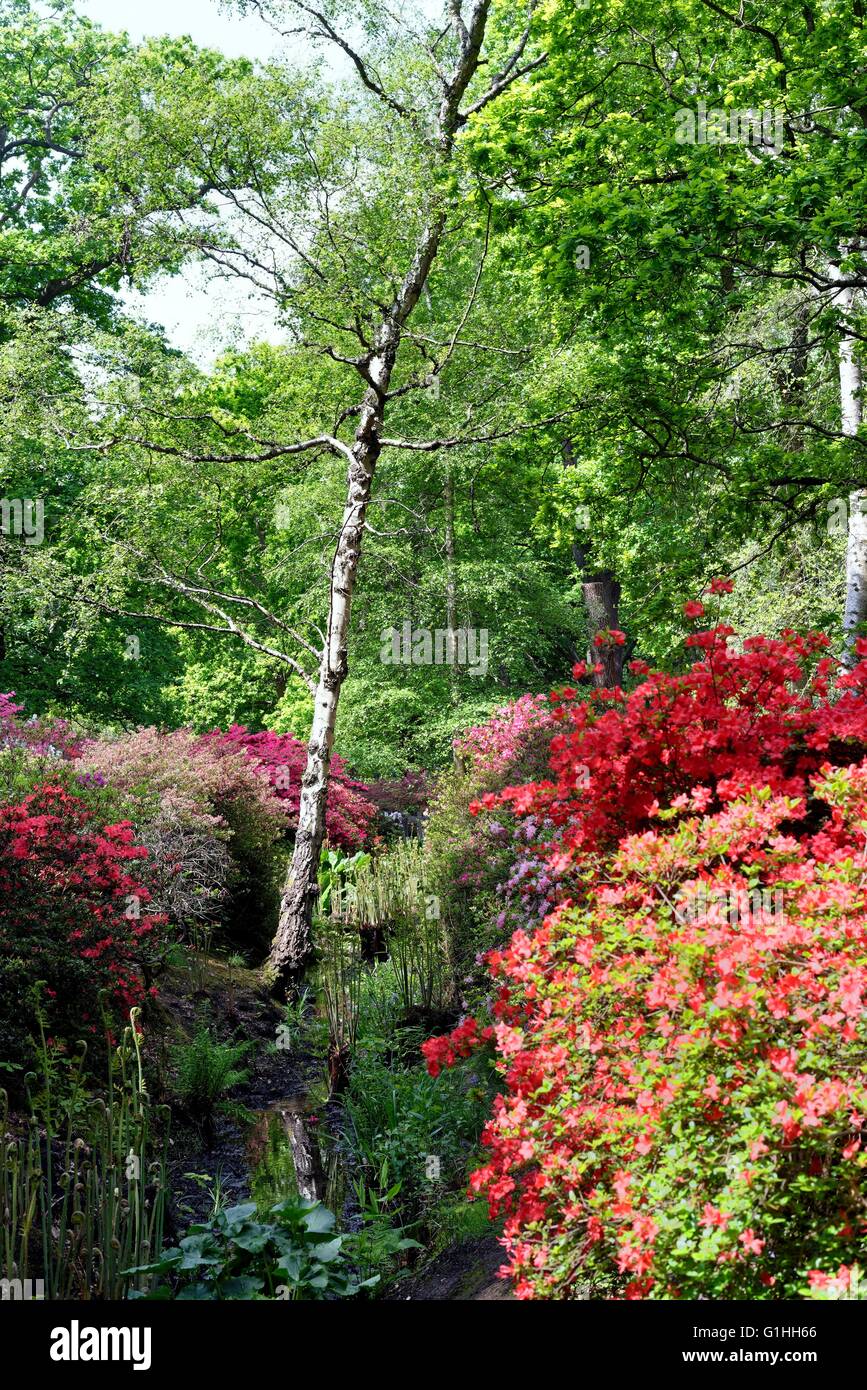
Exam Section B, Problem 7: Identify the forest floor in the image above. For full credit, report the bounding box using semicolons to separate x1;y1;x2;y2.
148;955;318;1231
386;1233;513;1300
148;953;504;1298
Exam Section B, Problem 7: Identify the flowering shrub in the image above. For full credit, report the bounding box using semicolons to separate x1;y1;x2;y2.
79;729;287;941
0;784;166;1072
202;726;375;850
426;695;557;988
487;619;861;862
0;691;80;759
425;608;867;1299
454;694;554;779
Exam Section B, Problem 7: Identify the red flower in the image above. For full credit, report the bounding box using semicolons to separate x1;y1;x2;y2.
738;1229;765;1257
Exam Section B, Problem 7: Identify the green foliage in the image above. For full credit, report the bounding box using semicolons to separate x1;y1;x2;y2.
348;1169;422;1284
0;1008;168;1300
317;846;372;917
343;1039;492;1225
127;1197;374;1300
469;0;866;657
171;1028;253;1118
341;954;493;1234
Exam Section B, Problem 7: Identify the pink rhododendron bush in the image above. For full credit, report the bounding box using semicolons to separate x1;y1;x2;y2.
78;727;288;939
425;694;557;981
203;725;376;850
425;609;867;1299
453;694;555;779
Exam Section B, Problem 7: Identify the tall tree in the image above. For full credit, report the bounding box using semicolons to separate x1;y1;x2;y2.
468;0;867;651
17;1;567;984
0;0;286;701
228;0;550;982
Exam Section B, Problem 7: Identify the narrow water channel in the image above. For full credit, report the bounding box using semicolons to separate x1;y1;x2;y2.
247;1091;344;1213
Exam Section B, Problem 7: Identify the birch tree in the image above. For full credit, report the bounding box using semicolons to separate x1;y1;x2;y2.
831;245;866;657
64;0;551;986
254;0;547;983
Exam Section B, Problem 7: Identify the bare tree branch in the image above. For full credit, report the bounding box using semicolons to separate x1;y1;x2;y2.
380;405;588;451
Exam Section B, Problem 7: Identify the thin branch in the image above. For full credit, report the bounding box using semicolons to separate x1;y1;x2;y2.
380;405;587;451
459;52;548;124
65;431;356;467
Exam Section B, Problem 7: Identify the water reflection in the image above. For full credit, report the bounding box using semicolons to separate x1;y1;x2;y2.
248;1096;343;1213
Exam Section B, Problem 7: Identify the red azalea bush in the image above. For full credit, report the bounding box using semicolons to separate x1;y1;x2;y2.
425;608;867;1299
0;783;167;1074
488;624;865;856
203;726;376;850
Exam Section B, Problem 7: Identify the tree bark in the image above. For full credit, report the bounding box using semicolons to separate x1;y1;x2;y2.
582;569;623;687
832;246;865;661
573;539;624;688
268;413;381;981
444;459;459;701
564;439;624;688
267;2;496;988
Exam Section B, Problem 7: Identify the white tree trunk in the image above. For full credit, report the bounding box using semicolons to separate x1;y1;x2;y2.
444;459;459;702
268;2;497;985
268;402;382;979
831;247;865;661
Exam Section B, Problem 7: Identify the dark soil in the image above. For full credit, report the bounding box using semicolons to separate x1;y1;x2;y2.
143;954;321;1233
386;1233;515;1301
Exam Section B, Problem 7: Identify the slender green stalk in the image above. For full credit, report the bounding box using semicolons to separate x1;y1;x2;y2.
0;1007;168;1299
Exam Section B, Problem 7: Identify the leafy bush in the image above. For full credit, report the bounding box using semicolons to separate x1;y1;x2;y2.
345;960;492;1225
171;1027;253;1117
128;1198;372;1300
79;728;287;944
345;1047;491;1216
0;691;81;759
0;782;166;1072
203;725;376;850
425;606;867;1299
426;694;555;980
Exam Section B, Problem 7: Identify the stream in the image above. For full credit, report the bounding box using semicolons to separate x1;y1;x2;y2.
246;1090;345;1212
163;964;348;1232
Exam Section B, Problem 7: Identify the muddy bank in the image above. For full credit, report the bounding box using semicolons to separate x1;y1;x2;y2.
145;955;327;1233
386;1233;514;1301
